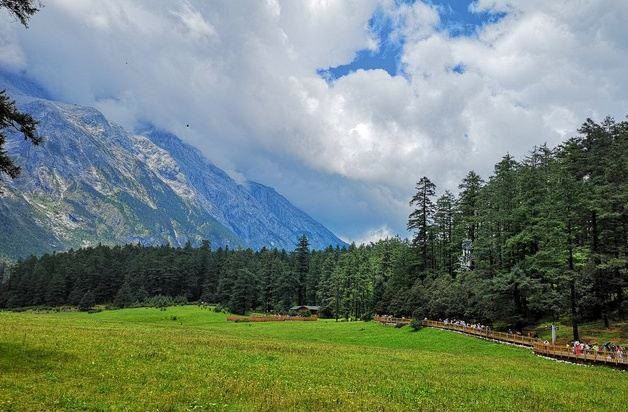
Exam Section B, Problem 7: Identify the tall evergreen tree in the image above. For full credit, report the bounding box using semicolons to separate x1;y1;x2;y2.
433;191;456;276
113;278;135;308
458;171;483;243
408;177;436;272
78;290;95;311
294;235;310;305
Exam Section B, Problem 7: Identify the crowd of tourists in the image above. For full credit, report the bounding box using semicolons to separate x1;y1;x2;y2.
567;341;624;361
439;318;491;332
539;339;625;361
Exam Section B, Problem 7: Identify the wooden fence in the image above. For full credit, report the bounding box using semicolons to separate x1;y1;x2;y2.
227;314;318;322
533;342;627;368
421;319;537;347
374;316;627;369
373;315;411;326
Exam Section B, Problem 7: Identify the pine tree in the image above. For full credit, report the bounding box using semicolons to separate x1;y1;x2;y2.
408;177;436;271
229;268;256;315
0;1;40;182
433;191;456;276
458;171;483;243
113;280;135;308
316;253;338;317
456;171;483;271
294;235;310;305
45;271;66;306
78;290;95;311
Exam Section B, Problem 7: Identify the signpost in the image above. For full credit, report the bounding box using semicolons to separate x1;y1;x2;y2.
551;324;559;344
460;239;472;270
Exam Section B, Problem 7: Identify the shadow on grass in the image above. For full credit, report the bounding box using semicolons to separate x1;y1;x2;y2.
0;341;77;373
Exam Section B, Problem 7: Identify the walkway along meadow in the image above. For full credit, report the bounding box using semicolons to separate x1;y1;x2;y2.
373;316;627;369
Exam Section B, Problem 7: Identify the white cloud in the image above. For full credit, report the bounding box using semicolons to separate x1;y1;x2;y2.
349;225;396;246
0;15;26;69
1;0;627;239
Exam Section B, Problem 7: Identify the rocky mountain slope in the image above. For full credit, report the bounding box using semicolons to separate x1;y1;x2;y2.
0;73;345;259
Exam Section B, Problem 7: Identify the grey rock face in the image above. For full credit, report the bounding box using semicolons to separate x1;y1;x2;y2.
0;75;345;259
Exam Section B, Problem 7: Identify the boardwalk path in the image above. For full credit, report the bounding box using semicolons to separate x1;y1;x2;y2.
374;316;627;369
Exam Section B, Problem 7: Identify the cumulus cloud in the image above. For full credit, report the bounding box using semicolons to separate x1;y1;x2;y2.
349;225;397;246
1;0;627;241
0;16;26;69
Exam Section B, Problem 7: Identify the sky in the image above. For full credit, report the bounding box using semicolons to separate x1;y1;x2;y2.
1;0;627;243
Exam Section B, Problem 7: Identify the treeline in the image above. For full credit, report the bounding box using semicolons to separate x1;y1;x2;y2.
1;117;626;335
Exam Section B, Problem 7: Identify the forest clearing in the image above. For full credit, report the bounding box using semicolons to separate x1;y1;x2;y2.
1;306;626;411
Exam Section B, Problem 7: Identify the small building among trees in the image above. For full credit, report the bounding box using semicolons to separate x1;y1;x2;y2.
290;305;320;316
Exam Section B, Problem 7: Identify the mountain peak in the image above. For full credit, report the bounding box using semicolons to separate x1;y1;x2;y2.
0;69;51;100
0;76;345;259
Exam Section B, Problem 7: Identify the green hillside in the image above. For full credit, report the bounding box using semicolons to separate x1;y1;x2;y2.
0;306;625;411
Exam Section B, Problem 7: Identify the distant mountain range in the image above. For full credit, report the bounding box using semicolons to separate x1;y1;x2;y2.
0;72;345;259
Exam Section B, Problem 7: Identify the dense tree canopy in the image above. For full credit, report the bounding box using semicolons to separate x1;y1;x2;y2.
1;117;626;336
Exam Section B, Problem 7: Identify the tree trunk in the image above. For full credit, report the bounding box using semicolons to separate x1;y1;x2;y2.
570;280;579;341
618;283;624;320
591;211;598;253
513;282;523;318
567;218;579;342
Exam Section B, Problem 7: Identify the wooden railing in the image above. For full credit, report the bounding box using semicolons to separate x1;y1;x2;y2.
373;315;411;325
374;316;627;368
421;320;537;347
227;314;318;322
533;342;627;368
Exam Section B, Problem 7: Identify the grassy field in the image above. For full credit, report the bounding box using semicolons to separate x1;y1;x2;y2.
1;306;626;411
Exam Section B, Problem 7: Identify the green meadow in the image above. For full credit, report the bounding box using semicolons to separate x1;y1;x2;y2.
1;306;626;411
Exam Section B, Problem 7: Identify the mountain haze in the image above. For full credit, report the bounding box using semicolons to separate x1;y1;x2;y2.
0;73;345;259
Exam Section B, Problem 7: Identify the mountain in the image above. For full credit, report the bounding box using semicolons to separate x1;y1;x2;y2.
0;73;345;259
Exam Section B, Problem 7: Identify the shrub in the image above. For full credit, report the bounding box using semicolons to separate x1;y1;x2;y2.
360;312;373;322
213;304;226;313
144;295;172;310
78;290;95;311
288;309;299;317
394;322;405;328
173;295;188;306
410;318;422;331
300;310;312;318
199;291;214;304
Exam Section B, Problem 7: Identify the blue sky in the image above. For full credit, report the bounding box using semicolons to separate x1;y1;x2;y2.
318;1;506;82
